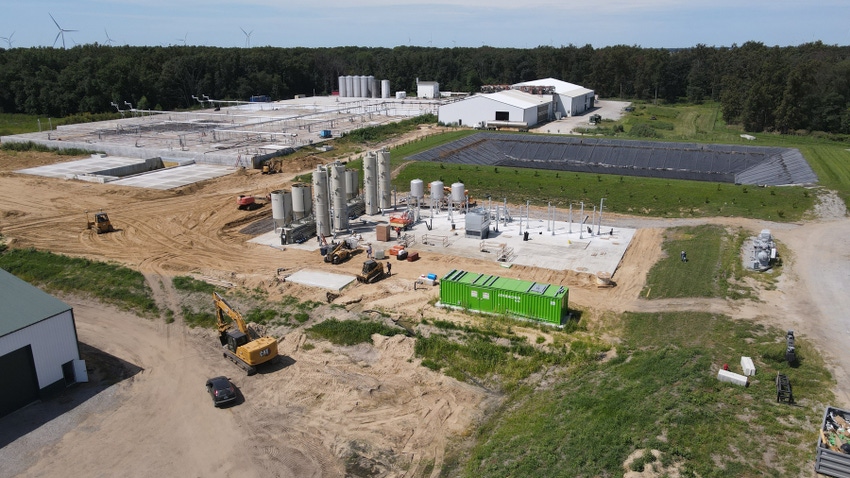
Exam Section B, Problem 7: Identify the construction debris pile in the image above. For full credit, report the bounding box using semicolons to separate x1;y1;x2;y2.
816;406;850;476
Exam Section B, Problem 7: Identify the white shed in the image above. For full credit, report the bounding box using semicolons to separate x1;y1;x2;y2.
416;80;440;99
0;269;87;417
438;90;553;128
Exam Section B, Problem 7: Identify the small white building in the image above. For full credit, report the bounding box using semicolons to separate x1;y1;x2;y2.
438;89;553;129
0;269;87;417
416;79;440;99
513;77;595;117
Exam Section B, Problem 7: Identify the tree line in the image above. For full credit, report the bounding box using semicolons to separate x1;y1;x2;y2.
0;42;848;134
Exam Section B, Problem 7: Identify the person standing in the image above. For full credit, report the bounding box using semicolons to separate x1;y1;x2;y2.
366;244;373;259
681;250;687;262
386;261;392;276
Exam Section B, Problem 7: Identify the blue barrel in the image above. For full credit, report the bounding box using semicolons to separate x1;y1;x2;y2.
427;273;437;280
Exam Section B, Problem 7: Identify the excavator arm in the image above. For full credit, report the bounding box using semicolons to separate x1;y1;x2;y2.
213;292;251;338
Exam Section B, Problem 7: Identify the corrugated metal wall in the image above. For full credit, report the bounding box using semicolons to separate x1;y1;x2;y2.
0;311;80;389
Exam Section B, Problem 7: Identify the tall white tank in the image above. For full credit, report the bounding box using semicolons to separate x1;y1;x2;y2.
338;76;347;97
291;183;312;220
410;179;424;199
313;166;331;237
330;162;349;232
368;76;376;98
363;152;379;215
377;148;392;210
381;80;390;99
360;76;369;98
271;190;292;229
353;75;362;98
430;180;444;200
451;182;466;202
345;168;359;200
346;76;355;98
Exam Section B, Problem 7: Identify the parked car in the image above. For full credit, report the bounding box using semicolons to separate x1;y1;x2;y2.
205;376;237;407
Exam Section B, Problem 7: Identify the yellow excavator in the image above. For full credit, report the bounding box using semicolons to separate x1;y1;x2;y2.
213;292;279;375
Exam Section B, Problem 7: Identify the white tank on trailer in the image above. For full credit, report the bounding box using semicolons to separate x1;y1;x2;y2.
313;166;331;237
363;152;379;215
330;162;349;232
291;183;312;219
410;179;424;199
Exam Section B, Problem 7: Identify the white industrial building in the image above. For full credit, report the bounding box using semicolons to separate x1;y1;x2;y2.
513;77;595;118
0;269;87;418
438;77;595;129
438;89;553;129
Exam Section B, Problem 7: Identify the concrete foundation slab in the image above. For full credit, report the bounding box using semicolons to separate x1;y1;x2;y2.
109;164;232;190
284;269;356;291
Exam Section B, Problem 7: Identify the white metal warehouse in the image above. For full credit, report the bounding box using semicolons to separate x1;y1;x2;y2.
513;77;595;118
0;269;87;418
438;89;553;129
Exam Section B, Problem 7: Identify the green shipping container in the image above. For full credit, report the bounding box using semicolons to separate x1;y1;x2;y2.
439;270;568;324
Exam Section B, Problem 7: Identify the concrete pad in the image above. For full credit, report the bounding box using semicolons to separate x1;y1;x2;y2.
17;156;146;179
246;208;636;278
109;164;232;190
284;269;356;291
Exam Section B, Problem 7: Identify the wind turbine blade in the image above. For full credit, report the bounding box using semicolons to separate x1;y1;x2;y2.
53;31;62;48
49;13;61;29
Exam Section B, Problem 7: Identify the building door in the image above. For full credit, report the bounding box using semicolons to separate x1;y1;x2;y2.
0;345;40;418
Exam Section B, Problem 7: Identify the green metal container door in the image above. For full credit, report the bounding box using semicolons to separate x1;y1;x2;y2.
439;270;568;324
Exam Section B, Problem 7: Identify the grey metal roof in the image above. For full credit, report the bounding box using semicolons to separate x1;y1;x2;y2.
0;268;72;337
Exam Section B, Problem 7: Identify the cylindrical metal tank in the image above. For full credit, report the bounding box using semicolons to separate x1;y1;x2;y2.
338;76;347;97
291;183;312;220
271;189;292;228
368;76;376;98
451;182;466;202
381;80;390;99
346;75;355;98
345;168;359;200
330;162;349;232
313;166;331;237
410;179;424;199
360;76;369;98
377;148;392;210
363;152;379;215
430;180;444;200
353;75;362;98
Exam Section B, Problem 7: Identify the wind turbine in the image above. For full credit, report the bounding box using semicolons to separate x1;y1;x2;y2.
240;27;252;48
0;32;14;49
176;32;187;45
104;29;115;46
49;13;77;49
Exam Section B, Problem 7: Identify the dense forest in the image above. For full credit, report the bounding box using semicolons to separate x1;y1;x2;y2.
1;42;849;134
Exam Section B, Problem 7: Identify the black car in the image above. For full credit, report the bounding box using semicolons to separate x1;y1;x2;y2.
205;376;237;407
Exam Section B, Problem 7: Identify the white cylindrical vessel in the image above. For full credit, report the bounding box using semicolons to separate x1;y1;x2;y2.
377;148;392;210
291;183;312;220
363;152;379;215
330;162;349;232
368;76;377;98
338;76;347;97
381;80;390;99
313;166;331;237
345;168;359;200
271;190;291;229
353;76;362;98
410;179;424;199
430;180;444;200
360;76;369;98
346;76;355;98
451;182;466;202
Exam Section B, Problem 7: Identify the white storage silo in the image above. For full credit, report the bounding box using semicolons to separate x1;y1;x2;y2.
313;166;331;238
330;162;349;232
430;180;444;200
338;76;347;98
451;182;466;203
291;183;312;220
271;190;292;231
377;148;392;210
363;152;379;215
353;75;362;98
346;76;355;98
345;168;359;200
381;80;390;99
410;179;424;199
368;76;377;98
360;76;369;98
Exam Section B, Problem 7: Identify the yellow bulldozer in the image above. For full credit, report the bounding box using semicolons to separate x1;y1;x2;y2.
213;292;279;375
85;210;115;234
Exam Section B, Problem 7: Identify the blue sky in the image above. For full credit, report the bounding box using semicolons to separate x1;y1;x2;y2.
2;1;849;50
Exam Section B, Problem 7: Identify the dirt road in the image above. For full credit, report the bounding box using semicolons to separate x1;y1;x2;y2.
1;142;848;477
